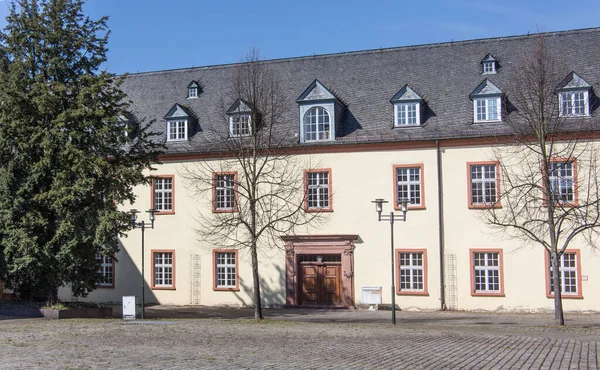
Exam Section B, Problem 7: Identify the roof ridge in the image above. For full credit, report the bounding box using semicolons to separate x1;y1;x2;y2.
121;27;600;78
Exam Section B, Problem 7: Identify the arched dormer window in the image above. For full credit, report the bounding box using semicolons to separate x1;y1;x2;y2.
296;80;342;143
304;106;330;142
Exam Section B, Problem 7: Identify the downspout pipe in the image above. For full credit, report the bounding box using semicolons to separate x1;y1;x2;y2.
436;139;447;310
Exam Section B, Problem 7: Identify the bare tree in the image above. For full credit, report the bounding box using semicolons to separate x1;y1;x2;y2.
182;49;325;319
486;34;600;325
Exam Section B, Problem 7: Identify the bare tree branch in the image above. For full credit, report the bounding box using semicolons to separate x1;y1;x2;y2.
485;34;600;325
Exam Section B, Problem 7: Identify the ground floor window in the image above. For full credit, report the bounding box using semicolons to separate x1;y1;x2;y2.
213;250;238;290
152;250;175;289
396;249;427;295
546;250;582;298
97;255;114;288
470;249;503;296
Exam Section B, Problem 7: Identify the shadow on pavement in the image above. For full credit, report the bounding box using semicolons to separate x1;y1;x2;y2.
106;305;600;328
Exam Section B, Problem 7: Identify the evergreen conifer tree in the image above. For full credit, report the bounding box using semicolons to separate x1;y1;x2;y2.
0;0;161;302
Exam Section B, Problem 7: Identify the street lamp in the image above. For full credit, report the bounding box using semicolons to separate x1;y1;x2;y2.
130;208;157;319
371;198;409;325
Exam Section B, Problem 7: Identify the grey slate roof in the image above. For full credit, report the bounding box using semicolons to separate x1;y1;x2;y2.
120;28;600;154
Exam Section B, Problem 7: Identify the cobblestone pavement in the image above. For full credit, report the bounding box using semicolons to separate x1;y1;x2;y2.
1;308;599;369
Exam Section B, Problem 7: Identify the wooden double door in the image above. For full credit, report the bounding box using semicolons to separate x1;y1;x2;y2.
299;262;341;306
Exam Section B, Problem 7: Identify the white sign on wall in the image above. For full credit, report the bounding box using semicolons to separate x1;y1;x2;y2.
122;296;136;320
361;286;382;304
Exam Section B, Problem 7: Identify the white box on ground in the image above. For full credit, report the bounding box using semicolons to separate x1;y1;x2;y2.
122;296;136;320
361;286;382;305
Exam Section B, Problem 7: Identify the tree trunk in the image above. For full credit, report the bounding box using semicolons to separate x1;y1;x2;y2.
552;250;565;325
250;242;263;320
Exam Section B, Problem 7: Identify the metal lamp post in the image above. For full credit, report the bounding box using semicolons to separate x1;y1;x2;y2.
371;198;409;325
130;208;157;319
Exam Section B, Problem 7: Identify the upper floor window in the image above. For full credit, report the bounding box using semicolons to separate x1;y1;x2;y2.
297;80;340;143
481;54;497;74
305;169;332;211
560;91;589;117
230;114;252;137
557;72;592;117
548;161;576;204
167;120;187;141
468;162;500;208
304;107;331;142
470;79;503;123
164;104;191;142
213;172;237;212
483;61;495;74
227;99;253;137
394;164;424;209
187;81;199;99
391;85;423;127
474;97;501;122
395;102;419;126
152;176;174;214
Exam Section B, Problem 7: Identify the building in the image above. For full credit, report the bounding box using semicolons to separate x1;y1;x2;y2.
62;28;600;312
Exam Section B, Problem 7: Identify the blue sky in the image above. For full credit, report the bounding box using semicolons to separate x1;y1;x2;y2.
0;0;599;74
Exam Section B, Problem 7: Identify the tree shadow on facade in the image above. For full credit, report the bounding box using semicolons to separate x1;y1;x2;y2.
84;240;159;307
234;261;286;308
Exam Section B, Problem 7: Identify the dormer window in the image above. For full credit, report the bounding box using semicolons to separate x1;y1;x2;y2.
297;80;342;143
474;98;500;121
164;104;191;142
470;79;504;123
560;91;588;116
230;114;251;137
168;120;187;141
391;85;423;127
227;99;253;137
557;72;592;117
481;54;497;75
187;81;199;99
304;107;330;141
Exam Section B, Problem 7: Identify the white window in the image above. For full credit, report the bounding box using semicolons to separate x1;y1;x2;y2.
304;107;330;142
229;114;251;137
549;252;579;296
215;251;237;289
306;171;330;210
549;161;575;203
395;166;422;206
469;163;498;206
473;251;501;293
214;174;236;211
152;177;173;212
474;97;501;122
483;61;496;74
394;102;420;126
188;87;197;98
97;255;114;287
153;252;174;288
167;120;187;141
398;252;424;292
560;91;589;117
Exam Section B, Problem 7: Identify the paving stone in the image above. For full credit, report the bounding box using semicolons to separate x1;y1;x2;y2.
0;308;599;369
